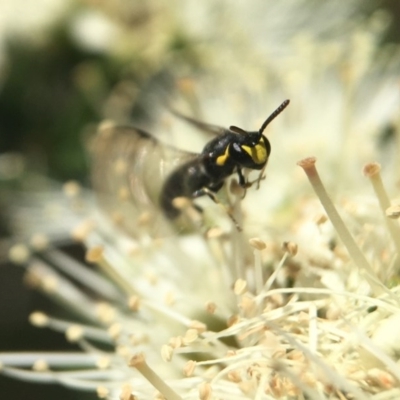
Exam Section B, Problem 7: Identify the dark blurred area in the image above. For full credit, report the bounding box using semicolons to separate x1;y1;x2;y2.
0;4;201;182
0;1;399;399
382;0;400;43
0;246;97;400
0;27;99;181
0;3;201;398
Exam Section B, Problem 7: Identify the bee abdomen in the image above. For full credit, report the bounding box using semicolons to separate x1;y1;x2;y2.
159;160;209;219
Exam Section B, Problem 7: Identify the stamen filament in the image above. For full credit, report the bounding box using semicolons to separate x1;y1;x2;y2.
298;157;385;296
259;287;399;312
363;162;400;255
308;303;318;354
269;323;369;400
0;366;123;386
0;352;98;367
130;353;183;400
263;252;288;293
86;246;137;296
30;312;113;344
44;248;123;302
249;238;266;294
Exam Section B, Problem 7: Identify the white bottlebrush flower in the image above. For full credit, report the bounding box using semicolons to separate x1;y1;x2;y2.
2;0;400;399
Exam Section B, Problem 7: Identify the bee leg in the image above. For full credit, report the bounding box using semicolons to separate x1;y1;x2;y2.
236;168;251;199
192;203;204;214
246;166;267;189
255;165;266;189
193;187;242;232
237;168;246;186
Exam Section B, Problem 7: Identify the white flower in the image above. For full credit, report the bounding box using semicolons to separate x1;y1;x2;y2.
2;1;400;399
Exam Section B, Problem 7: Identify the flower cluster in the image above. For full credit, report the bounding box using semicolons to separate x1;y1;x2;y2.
2;1;400;399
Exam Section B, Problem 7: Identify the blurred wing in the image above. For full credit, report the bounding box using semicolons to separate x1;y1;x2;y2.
171;110;226;136
89;121;196;238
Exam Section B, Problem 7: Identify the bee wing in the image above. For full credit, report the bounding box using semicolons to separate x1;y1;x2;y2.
171;110;225;136
89;121;196;238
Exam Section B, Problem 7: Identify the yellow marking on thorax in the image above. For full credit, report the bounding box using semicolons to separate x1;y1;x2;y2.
241;141;267;164
216;145;230;166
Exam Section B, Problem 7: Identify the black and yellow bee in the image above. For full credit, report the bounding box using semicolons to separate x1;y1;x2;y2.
90;100;289;236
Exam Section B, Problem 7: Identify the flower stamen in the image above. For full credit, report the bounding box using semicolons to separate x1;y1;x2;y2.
129;353;183;400
298;157;385;296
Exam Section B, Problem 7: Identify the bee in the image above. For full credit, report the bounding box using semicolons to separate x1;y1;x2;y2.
90;100;289;236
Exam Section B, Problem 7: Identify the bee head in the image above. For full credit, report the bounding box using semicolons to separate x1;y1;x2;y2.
228;99;290;169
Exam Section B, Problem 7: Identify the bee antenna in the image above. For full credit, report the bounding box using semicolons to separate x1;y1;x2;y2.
259;99;290;135
229;125;247;135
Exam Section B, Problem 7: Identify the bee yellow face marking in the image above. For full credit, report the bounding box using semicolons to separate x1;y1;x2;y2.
241;141;267;164
216;145;230;166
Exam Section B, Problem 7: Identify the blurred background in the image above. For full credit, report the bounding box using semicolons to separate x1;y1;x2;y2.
0;0;399;398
